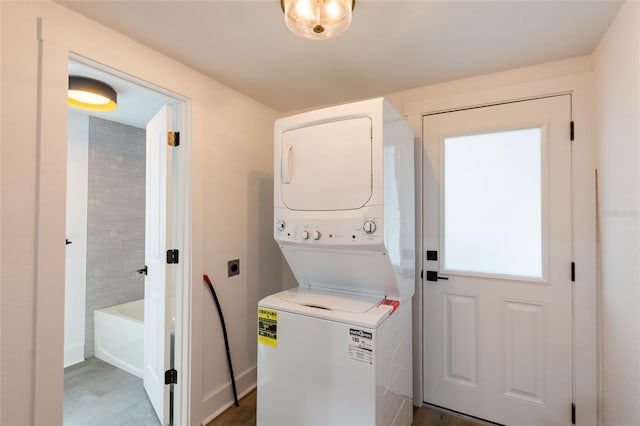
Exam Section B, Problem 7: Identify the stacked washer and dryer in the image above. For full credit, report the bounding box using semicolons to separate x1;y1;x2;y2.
257;98;415;426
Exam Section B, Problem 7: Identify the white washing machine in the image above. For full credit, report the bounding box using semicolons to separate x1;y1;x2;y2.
258;98;415;426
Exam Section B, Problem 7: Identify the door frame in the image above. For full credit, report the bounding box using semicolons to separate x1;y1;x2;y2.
65;53;193;425
404;72;597;425
421;94;574;424
19;10;206;424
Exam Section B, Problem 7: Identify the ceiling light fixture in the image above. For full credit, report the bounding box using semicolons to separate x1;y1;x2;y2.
281;0;355;40
68;76;118;111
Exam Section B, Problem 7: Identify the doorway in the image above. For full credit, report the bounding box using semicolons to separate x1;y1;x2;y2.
421;95;574;425
63;58;187;426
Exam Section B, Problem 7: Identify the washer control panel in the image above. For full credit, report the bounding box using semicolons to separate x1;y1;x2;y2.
274;217;381;245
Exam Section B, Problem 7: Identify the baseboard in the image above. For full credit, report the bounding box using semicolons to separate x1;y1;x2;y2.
201;365;257;425
64;344;85;368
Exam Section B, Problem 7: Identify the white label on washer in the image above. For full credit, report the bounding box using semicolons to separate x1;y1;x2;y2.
348;328;374;365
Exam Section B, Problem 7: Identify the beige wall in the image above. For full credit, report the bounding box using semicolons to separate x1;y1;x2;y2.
593;2;640;425
2;0;637;424
0;2;281;425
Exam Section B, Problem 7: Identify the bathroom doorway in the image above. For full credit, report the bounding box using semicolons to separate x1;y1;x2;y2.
63;58;188;426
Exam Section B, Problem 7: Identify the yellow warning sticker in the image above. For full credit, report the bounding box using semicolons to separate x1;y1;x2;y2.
258;308;278;347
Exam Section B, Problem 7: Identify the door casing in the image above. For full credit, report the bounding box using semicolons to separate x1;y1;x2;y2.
421;95;573;425
66;54;192;426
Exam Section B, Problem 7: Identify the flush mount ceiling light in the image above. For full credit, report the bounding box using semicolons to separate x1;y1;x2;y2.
281;0;355;40
68;76;117;111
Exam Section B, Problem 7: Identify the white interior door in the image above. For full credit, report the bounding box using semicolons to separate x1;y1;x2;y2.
144;105;173;425
422;95;573;425
64;111;89;367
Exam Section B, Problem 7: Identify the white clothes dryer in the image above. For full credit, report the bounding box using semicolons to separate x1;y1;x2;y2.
258;98;415;426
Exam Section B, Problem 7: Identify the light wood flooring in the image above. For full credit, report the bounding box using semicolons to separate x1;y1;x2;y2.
207;389;492;426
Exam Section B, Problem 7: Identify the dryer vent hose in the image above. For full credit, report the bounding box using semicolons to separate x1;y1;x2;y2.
203;274;239;407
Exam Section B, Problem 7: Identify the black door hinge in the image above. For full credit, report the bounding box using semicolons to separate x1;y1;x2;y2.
167;249;179;264
168;131;180;147
571;402;576;424
571;262;576;282
570;121;575;141
165;368;177;385
420;270;423;280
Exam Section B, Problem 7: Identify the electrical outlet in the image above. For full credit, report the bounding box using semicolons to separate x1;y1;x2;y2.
227;259;240;277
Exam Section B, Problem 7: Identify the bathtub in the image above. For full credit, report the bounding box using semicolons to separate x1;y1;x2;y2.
94;299;144;378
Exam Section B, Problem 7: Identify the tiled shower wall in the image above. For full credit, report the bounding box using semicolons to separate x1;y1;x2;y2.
85;116;145;358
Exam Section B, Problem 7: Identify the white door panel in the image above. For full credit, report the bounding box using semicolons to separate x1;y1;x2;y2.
281;117;372;211
144;105;173;425
422;96;573;426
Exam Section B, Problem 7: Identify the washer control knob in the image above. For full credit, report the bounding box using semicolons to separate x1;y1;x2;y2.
301;231;309;240
276;220;286;232
312;231;321;240
363;220;377;234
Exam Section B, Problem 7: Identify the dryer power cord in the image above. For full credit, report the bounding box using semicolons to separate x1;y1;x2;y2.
203;274;239;407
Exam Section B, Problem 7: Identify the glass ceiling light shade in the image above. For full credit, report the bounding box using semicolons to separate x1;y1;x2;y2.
68;76;118;111
281;0;355;40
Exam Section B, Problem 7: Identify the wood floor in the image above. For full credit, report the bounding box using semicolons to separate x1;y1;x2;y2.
206;389;490;426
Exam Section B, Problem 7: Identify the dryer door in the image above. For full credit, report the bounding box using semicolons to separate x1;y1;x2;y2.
280;117;372;211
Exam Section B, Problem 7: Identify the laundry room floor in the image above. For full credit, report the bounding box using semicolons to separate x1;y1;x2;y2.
206;389;492;426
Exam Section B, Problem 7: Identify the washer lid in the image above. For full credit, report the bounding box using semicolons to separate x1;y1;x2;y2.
259;288;392;328
281;287;382;313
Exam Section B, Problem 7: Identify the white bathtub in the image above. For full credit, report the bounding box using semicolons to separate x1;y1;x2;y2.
94;299;144;378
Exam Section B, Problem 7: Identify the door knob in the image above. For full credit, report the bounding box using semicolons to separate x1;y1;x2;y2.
137;266;148;276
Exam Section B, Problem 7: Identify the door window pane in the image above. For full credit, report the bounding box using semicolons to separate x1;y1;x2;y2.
443;128;542;278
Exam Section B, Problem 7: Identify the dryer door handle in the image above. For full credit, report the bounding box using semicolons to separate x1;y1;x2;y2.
282;144;292;184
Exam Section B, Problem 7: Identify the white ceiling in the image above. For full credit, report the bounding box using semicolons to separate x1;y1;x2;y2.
59;0;622;113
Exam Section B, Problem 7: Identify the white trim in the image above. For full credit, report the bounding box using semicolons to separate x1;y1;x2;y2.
69;52;188;103
172;99;194;426
404;71;597;425
63;344;84;369
200;366;257;425
201;384;256;426
65;54;193;425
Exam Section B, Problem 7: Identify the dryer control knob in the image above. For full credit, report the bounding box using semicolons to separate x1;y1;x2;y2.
301;231;309;240
363;220;377;234
276;220;286;232
312;231;321;240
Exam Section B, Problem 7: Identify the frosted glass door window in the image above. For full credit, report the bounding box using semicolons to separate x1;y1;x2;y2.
443;128;543;278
